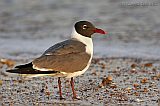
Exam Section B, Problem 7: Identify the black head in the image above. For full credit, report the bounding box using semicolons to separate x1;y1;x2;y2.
74;21;106;38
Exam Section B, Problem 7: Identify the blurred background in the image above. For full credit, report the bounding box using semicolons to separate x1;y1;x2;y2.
0;0;160;60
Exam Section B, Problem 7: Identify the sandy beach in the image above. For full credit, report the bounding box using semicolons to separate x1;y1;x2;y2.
0;58;160;106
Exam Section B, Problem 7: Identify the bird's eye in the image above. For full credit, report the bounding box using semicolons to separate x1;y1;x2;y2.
82;25;88;29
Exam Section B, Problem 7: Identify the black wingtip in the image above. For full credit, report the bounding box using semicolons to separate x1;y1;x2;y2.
6;62;33;74
15;62;32;68
6;68;19;73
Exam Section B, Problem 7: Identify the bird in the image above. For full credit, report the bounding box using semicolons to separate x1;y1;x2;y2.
6;21;107;99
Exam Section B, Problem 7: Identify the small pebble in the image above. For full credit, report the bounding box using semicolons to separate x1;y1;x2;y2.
0;59;15;67
136;98;143;102
141;78;148;83
125;87;131;93
143;88;148;92
45;91;50;96
131;63;137;68
144;63;153;67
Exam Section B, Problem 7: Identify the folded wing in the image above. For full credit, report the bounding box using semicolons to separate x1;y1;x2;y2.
32;39;91;73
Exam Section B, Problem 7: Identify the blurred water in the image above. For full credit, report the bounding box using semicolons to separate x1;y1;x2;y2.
0;0;160;60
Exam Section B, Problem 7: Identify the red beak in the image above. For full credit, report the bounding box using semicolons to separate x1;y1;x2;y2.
94;28;107;34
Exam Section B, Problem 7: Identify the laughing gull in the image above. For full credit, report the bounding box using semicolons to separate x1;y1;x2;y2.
7;21;107;99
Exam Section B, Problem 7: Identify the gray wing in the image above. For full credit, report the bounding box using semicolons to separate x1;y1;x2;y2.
42;39;85;55
32;39;91;73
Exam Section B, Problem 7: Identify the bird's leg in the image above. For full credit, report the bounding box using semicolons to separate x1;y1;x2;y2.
70;77;79;99
58;77;63;99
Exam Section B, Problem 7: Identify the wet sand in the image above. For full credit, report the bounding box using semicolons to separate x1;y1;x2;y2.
0;58;159;106
0;0;160;60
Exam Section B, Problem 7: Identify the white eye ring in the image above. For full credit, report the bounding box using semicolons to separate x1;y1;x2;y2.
83;25;87;29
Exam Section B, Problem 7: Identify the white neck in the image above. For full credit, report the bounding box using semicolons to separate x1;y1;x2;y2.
71;28;93;55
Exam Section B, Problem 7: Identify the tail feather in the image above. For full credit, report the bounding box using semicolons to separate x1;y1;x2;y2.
6;67;35;74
